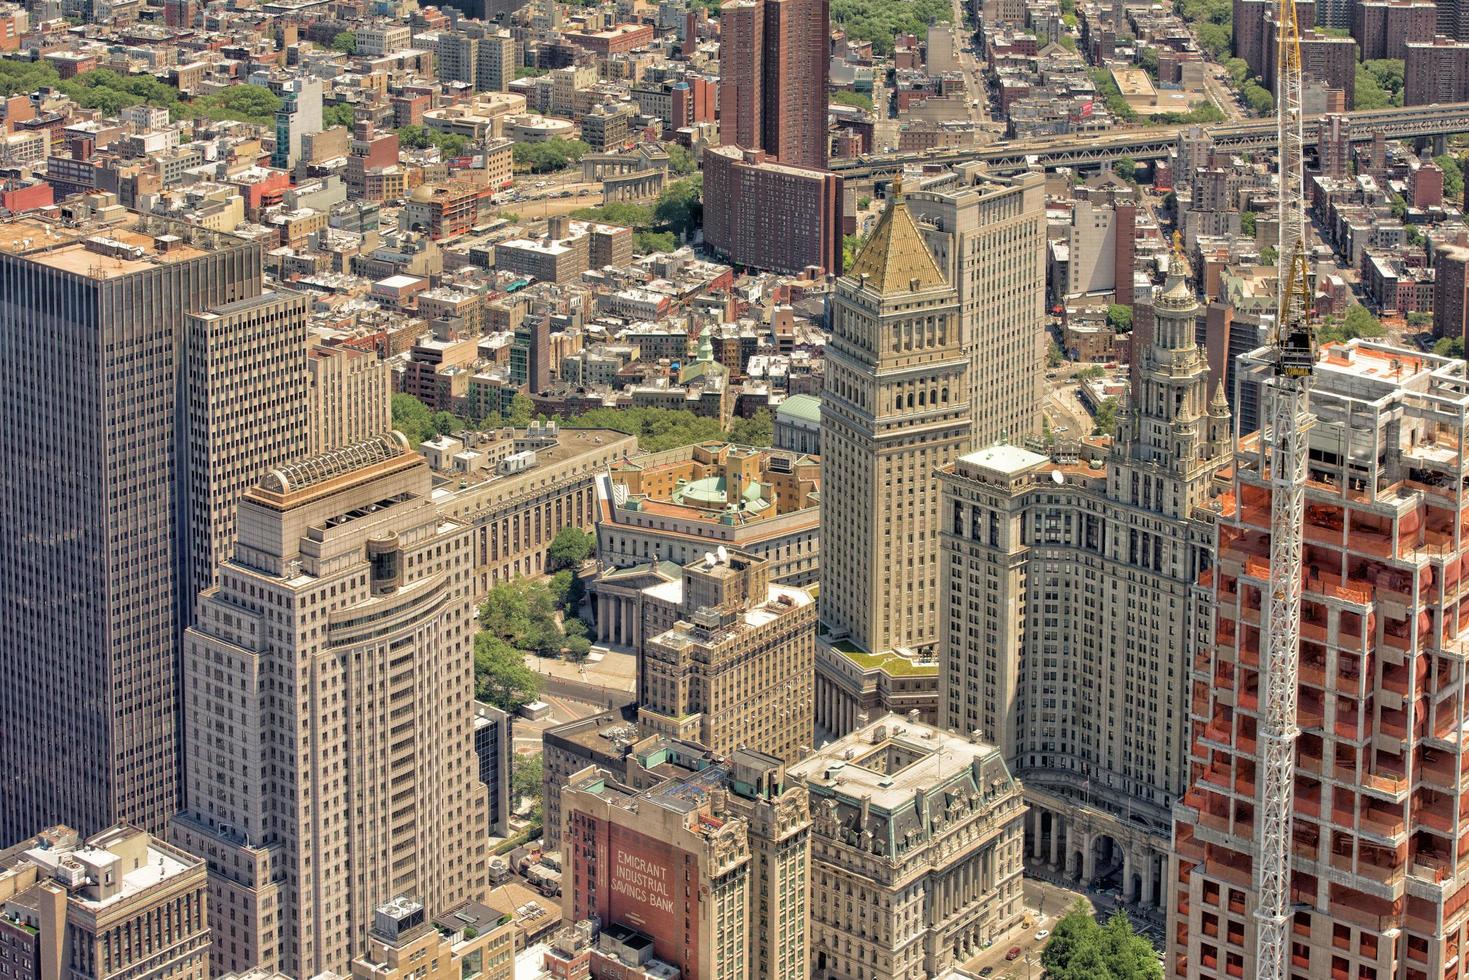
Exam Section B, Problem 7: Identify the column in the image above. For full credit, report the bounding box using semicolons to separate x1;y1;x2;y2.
1122;850;1137;904
1080;836;1095;887
1049;815;1061;868
1031;809;1044;860
597;594;609;641
622;600;633;648
1064;822;1076;878
1142;853;1158;907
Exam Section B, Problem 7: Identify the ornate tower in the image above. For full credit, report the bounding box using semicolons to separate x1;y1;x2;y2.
819;180;972;663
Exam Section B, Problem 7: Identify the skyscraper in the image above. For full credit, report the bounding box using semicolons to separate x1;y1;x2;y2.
0;215;264;844
815;183;972;734
937;260;1230;909
907;166;1048;445
717;0;828;168
1170;341;1469;980
169;434;488;978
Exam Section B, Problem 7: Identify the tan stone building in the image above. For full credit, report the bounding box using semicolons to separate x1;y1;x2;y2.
427;422;637;599
937;265;1230;913
594;442;821;586
790;715;1026;980
0;825;211;980
307;343;391;454
170;434;488;978
637;550;816;763
561;747;811;980
815;182;972;735
351;897;515;980
906;165;1047;446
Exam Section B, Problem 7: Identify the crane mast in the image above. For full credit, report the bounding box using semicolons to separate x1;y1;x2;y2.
1254;0;1317;974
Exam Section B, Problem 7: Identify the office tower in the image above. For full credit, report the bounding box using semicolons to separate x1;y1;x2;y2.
718;0;763;152
701;146;844;275
637;550;816;761
938;264;1230;910
0;215;262;844
169;434;488;978
561;748;811;980
187;290;309;603
815;183;971;734
351;897;516;980
0;824;211;980
307;344;392;454
474;703;513;838
790;715;1026;979
1170;341;1469;979
512;316;550;393
908;166;1048;445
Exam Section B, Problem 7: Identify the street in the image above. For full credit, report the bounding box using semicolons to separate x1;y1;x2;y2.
959;875;1091;978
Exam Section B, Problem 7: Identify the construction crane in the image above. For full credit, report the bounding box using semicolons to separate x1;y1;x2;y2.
1254;0;1317;974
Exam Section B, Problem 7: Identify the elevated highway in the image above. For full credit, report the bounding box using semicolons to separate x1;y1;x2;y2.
831;102;1469;176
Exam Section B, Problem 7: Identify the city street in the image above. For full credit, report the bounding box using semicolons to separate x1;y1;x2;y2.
958;875;1091;978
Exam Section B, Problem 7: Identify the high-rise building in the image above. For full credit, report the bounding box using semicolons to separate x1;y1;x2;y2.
1317;112;1351;178
701;146;843;275
790;715;1027;980
271;77;324;170
169;434;488;978
1170;341;1469;980
906;166;1048;446
815;182;971;735
561;748;811;980
1405;36;1469;104
186;291;309;604
0;824;211;980
0;215;264;844
1434;243;1469;344
1352;0;1437;59
307;344;392;454
717;0;827;168
474;702;513;838
637;550;816;761
718;0;763;152
937;262;1231;911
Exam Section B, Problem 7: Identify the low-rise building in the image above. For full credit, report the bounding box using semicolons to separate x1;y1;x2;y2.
351;897;515;980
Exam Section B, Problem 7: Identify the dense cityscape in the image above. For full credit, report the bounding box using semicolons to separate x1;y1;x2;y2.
0;0;1468;972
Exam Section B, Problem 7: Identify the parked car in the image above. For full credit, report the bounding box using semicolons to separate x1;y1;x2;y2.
1006;946;1023;961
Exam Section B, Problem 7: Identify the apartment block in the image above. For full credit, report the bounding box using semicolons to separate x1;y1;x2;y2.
790;716;1027;980
702;146;843;275
561;748;811;980
169;435;488;978
0;825;211;980
718;0;828;168
1434;243;1469;343
637;550;816;762
815;184;971;736
907;165;1048;445
1406;36;1469;104
0;215;263;843
307;343;392;454
1353;0;1437;60
1171;341;1469;980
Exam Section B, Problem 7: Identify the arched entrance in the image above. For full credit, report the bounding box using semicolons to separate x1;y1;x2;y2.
1086;833;1126;893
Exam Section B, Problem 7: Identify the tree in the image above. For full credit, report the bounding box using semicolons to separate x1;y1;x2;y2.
187;84;283;124
665;142;696;175
1390;193;1408;221
1137;47;1159;78
1354;63;1392;110
480;582;533;643
391;393;435;447
323;102;356;128
1318;304;1387;344
331;30;357;53
548;527;595;571
565;634;593;661
831;90;873;110
1047;338;1064;368
728;408;774;447
511;138;590;173
473;633;541;711
1113;156;1138;183
1240;79;1274;114
561;405;728;451
432;410;464;437
1260;245;1279;266
830;0;952;56
1434;336;1465;358
1435;153;1464;201
1406;223;1425;247
508;394;535;427
1093;396;1121;436
1107;304;1133;333
512;754;544;824
1195;21;1230;57
635;229;678;254
1223;57;1249;83
655;176;702;239
1240;210;1256;237
1042;900;1162;980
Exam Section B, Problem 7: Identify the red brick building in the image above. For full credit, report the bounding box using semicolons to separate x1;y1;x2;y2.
565;23;654;56
1433;243;1469;341
717;0;828;168
702;145;842;275
1406;36;1469;104
1353;0;1437;60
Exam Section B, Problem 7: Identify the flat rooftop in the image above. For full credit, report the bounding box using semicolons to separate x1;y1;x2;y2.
0;219;213;280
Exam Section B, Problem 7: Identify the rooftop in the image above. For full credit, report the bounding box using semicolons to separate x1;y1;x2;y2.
0;219;218;279
956;443;1049;477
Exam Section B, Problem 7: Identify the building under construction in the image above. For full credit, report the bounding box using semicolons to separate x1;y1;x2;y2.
1171;339;1469;979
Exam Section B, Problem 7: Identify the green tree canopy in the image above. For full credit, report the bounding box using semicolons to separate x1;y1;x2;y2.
1318;304;1387;344
1240;210;1256;236
548;527;595;570
1113;156;1138;183
665;142;696;174
561;405;728;452
1041;900;1162;980
331;30;357;53
655;176;703;239
831;90;873;110
473;633;541;711
1435;153;1464;201
1093;396;1121;436
1435;336;1465;358
323;102;356;128
830;0;951;55
512;138;591;173
728;408;774;447
1107;304;1134;333
391;393;435;446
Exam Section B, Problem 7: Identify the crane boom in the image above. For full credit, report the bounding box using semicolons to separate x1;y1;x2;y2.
1254;0;1316;975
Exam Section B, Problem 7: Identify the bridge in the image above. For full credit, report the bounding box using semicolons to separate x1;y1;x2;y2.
831;102;1469;176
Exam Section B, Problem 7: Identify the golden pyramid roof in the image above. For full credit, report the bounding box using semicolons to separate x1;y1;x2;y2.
845;176;948;293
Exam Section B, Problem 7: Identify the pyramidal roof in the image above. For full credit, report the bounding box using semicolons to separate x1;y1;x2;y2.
845;177;948;293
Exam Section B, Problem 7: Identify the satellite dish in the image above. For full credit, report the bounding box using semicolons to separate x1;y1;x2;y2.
716;545;729;563
704;551;716;567
1051;470;1065;485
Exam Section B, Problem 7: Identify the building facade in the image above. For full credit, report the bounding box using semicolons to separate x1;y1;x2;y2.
0;215;264;843
169;435;488;978
1171;341;1469;980
790;715;1027;980
815;182;972;735
351;897;515;980
938;264;1231;911
308;344;392;454
637;550;816;762
701;146;843;276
